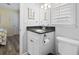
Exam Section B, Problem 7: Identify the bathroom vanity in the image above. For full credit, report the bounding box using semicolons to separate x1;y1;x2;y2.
27;26;55;55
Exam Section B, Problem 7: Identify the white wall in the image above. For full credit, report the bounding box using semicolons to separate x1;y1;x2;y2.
20;3;40;54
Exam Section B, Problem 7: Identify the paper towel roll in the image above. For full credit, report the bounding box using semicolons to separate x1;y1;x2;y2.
44;39;49;44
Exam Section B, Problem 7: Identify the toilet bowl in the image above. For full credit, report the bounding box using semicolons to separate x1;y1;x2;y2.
56;36;79;55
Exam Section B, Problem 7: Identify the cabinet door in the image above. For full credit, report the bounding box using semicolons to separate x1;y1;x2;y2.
27;31;34;54
51;3;76;25
46;32;55;53
39;32;55;55
33;37;39;55
27;31;40;55
28;37;34;54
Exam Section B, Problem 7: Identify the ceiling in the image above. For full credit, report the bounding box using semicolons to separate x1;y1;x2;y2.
0;3;19;11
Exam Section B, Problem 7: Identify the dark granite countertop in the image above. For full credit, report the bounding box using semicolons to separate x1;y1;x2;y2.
27;26;55;34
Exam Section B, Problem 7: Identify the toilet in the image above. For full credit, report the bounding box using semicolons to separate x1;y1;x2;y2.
56;36;79;55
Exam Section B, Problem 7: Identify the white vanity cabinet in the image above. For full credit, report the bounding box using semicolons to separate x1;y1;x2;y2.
51;3;76;25
39;8;51;26
27;31;55;55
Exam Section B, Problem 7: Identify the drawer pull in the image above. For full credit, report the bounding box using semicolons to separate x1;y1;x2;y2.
30;40;34;42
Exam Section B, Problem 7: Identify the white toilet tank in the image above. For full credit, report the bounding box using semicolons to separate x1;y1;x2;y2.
56;36;79;55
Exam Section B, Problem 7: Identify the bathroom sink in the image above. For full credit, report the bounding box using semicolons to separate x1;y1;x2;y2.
29;28;46;33
27;26;55;34
34;29;46;33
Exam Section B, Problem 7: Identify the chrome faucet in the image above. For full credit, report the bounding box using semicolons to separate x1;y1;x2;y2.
42;26;46;30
